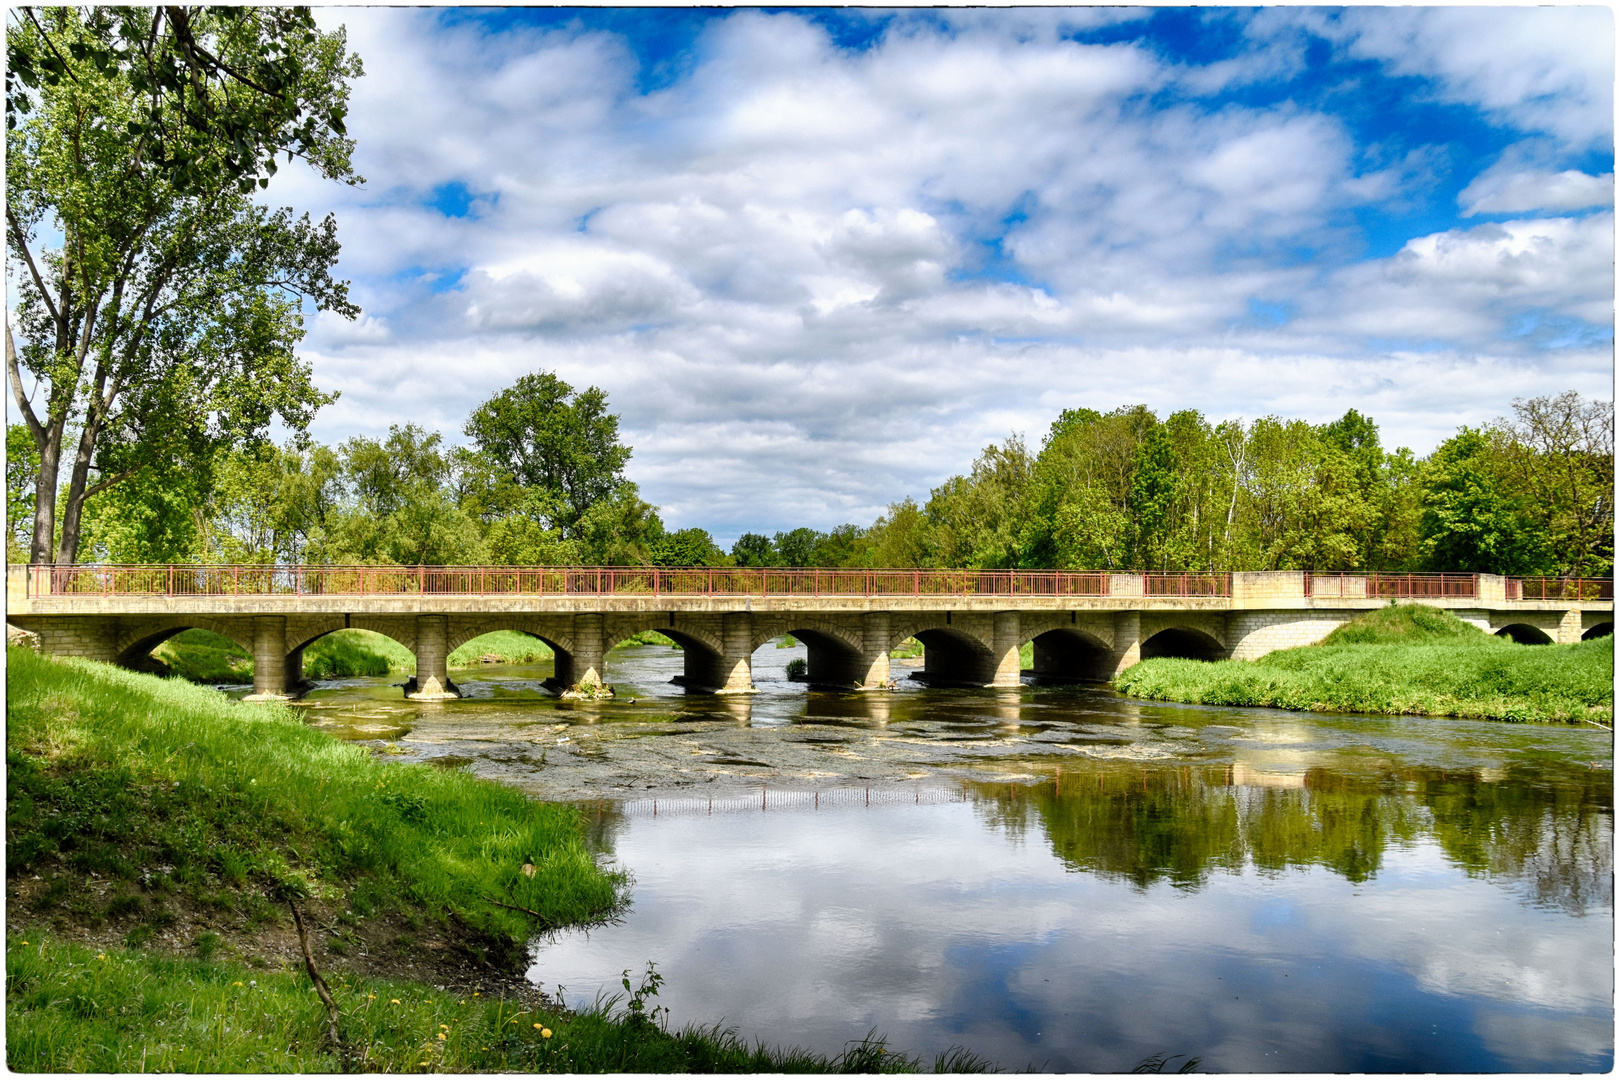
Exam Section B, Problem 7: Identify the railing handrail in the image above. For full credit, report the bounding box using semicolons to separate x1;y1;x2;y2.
18;564;1610;602
20;563;1229;599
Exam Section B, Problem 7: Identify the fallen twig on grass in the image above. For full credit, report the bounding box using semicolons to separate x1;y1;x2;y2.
288;899;350;1071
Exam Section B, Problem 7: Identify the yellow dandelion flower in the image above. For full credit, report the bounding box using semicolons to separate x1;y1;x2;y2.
542;1028;553;1039
233;981;244;987
19;941;27;946
390;999;401;1005
437;1033;446;1041
533;1023;543;1030
440;1024;449;1030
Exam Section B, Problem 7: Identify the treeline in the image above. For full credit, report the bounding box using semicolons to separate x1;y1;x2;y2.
7;382;1611;577
818;393;1614;577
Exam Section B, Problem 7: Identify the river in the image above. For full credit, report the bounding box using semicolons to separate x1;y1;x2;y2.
278;639;1613;1072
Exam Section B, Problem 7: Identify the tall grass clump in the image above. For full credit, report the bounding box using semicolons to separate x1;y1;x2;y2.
6;647;620;959
303;630;407;678
151;629;253;682
1116;605;1612;725
449;631;555;668
7;935;949;1074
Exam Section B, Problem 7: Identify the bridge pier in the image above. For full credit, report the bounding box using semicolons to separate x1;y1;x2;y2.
1108;611;1141;677
406;614;460;700
244;616;290;701
572;613;606;689
715;612;756;694
990;612;1022;687
857;611;892;688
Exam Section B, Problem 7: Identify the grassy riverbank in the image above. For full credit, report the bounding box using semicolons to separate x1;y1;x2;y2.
1115;605;1613;724
5;649;972;1072
6;647;617;968
7;932;944;1073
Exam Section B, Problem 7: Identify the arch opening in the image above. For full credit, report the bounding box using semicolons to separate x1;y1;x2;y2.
124;627;250;681
1028;629;1113;683
288;628;414;683
1496;623;1553;645
450;630;555;669
1582;622;1613;641
1141;627;1225;663
913;627;997;687
761;628;865;688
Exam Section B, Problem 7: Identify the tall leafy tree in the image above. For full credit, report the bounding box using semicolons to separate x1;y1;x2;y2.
462;372;633;540
6;7;361;566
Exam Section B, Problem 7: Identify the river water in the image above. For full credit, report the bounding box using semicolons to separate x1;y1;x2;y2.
284;640;1614;1072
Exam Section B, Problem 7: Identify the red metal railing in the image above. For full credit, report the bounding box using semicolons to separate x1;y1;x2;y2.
1509;577;1615;602
1304;573;1483;599
19;564;1236;599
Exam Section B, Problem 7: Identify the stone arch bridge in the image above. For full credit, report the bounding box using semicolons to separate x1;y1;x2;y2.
7;566;1611;701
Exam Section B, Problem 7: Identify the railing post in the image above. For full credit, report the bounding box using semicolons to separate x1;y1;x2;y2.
168;565;174;598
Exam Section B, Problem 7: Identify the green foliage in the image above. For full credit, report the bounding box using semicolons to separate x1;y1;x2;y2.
6;647;621;952
7;424;41;561
1319;604;1493;646
151;630;253;683
6;6;360;564
731;532;775;566
1115;615;1613;725
7;932;940;1073
462;371;633;540
448;631;553;668
1419;428;1551;575
652;527;729;567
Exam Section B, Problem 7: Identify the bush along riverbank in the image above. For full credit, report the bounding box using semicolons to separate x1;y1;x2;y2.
1115;604;1613;725
4;649;977;1072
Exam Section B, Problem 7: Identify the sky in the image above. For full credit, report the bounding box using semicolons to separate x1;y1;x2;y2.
275;6;1615;544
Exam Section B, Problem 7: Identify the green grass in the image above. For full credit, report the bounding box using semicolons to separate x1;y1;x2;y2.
152;630;253;683
1116;605;1613;724
6;933;955;1074
6;646;619;960
613;630;681;649
449;631;554;669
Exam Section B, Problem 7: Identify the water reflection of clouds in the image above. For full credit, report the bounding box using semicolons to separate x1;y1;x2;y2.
530;802;1612;1072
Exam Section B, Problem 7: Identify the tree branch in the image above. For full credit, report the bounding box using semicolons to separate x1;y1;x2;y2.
6;208;65;330
5;323;48;445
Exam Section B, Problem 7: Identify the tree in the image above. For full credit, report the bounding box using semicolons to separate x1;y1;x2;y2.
772;527;823;567
1419;428;1551;575
1498;392;1613;577
327;425;484;566
731;532;776;567
463;372;634;539
6;7;361;566
7;424;41;561
651;528;728;567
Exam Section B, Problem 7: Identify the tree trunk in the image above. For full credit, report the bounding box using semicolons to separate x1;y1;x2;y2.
55;415;102;566
31;425;63;567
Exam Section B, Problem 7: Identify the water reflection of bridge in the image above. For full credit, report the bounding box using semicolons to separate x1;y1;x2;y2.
7;565;1611;701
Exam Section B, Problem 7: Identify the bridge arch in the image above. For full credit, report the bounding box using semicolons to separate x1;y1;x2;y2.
1141;626;1226;662
913;626;1000;686
1026;627;1113;682
1496;623;1553;645
114;621;255;670
1583;622;1613;641
752;626;867;687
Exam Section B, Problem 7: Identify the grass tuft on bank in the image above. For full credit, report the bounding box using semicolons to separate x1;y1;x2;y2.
1115;604;1612;724
6;646;619;965
6;933;943;1073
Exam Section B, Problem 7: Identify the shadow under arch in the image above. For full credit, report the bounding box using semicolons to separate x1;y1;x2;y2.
1141;626;1226;662
1582;622;1613;641
913;626;999;687
1496;623;1553;645
1027;627;1114;683
620;628;727;692
117;624;253;677
759;627;867;688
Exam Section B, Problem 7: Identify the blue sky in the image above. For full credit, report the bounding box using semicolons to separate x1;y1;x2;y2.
282;6;1614;542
